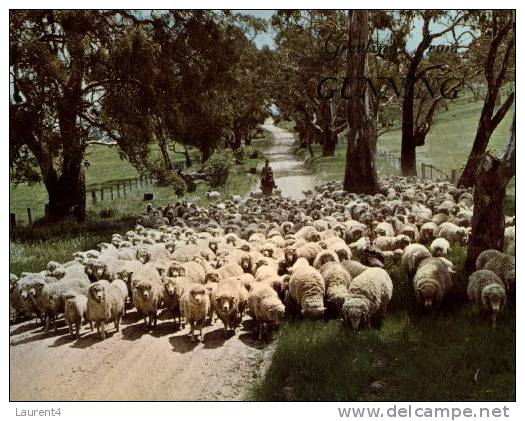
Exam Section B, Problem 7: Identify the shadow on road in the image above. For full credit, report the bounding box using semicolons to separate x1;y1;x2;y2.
169;334;199;353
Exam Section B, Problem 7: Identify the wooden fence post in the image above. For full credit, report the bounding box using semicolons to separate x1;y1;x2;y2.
123;184;127;196
110;186;114;200
429;166;433;179
129;179;133;192
91;190;97;204
100;188;104;201
117;185;121;198
10;213;16;229
421;163;425;179
451;169;457;185
27;208;32;225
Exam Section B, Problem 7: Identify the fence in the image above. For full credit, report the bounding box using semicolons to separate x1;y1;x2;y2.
376;148;460;184
10;175;155;229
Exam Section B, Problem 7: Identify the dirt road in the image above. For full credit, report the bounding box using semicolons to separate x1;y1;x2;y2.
10;120;309;401
254;120;316;199
10;312;271;401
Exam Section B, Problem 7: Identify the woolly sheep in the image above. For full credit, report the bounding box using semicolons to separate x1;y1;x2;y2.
436;222;468;245
476;249;503;270
132;267;164;328
320;262;352;316
430;238;450;257
483;254;516;294
168;261;206;284
373;234;411;252
212;277;248;334
287;258;325;319
206;191;221;202
420;222;438;243
163;276;190;330
87;280;125;340
341;260;370;278
62;291;90;338
467;269;506;328
248;282;285;339
401;244;432;277
342;267;393;329
413;257;453;309
181;283;210;342
312;249;340;270
205;262;244;283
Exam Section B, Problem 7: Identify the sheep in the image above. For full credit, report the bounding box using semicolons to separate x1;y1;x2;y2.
429;238;450;257
205;262;244;283
291;242;322;265
476;249;503;270
87;280;125;340
401;244;432;277
131;266;164;328
341;260;370;278
287;258;325;319
312;249;339;270
30;275;90;333
436;222;468;245
413;257;453;310
163;276;190;330
504;226;515;256
248;282;285;340
467;269;507;329
168;261;206;284
62;291;90;338
206;191;221;202
342;268;393;329
320;262;352;316
212;277;248;334
373;234;411;252
374;222;395;237
136;243;169;264
483;254;516;294
181;283;210;342
419;222;438;244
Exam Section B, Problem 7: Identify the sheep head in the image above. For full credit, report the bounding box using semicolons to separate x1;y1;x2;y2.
342;295;370;329
136;248;151;264
89;283;107;303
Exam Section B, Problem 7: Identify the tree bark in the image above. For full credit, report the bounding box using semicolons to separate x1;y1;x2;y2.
321;130;337;157
465;112;515;271
184;146;192;168
158;136;173;170
343;10;378;195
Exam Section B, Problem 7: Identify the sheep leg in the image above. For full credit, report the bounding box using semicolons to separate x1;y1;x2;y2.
100;320;106;340
53;315;58;334
115;315;121;332
45;316;51;332
189;322;195;342
153;312;158;327
143;316;148;328
257;322;263;340
199;322;204;342
75;321;81;339
89;321;94;332
67;321;73;337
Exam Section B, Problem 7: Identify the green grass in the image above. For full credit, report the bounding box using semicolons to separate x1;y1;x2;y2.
251;246;515;401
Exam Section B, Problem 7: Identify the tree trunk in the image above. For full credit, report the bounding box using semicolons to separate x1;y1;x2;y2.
158;137;173;170
400;80;417;176
343;10;378;195
321;130;337;156
201;143;211;163
184;146;192;168
465;113;515;271
46;165;86;221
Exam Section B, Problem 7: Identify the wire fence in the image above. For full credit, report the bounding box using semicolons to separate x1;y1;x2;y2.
376;148;460;184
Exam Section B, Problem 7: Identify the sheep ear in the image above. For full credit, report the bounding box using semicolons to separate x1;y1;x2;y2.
300;309;305;315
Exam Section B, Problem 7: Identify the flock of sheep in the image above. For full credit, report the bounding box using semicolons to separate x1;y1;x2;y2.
9;176;516;344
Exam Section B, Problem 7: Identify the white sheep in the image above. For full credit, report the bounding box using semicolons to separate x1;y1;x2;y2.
342;267;393;329
181;283;210;342
86;280;125;340
168;261;206;284
413;257;453;309
62;291;90;338
131;266;164;328
401;243;432;277
287;258;325;319
206;191;221;202
163;276;190;330
436;222;468;245
312;249;340;270
483;254;516;294
429;237;450;257
248;282;285;339
212;277;248;334
467;269;506;329
419;222;438;243
320;262;352;316
475;249;503;270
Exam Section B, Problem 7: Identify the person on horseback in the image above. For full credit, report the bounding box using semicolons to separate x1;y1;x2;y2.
260;158;277;195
